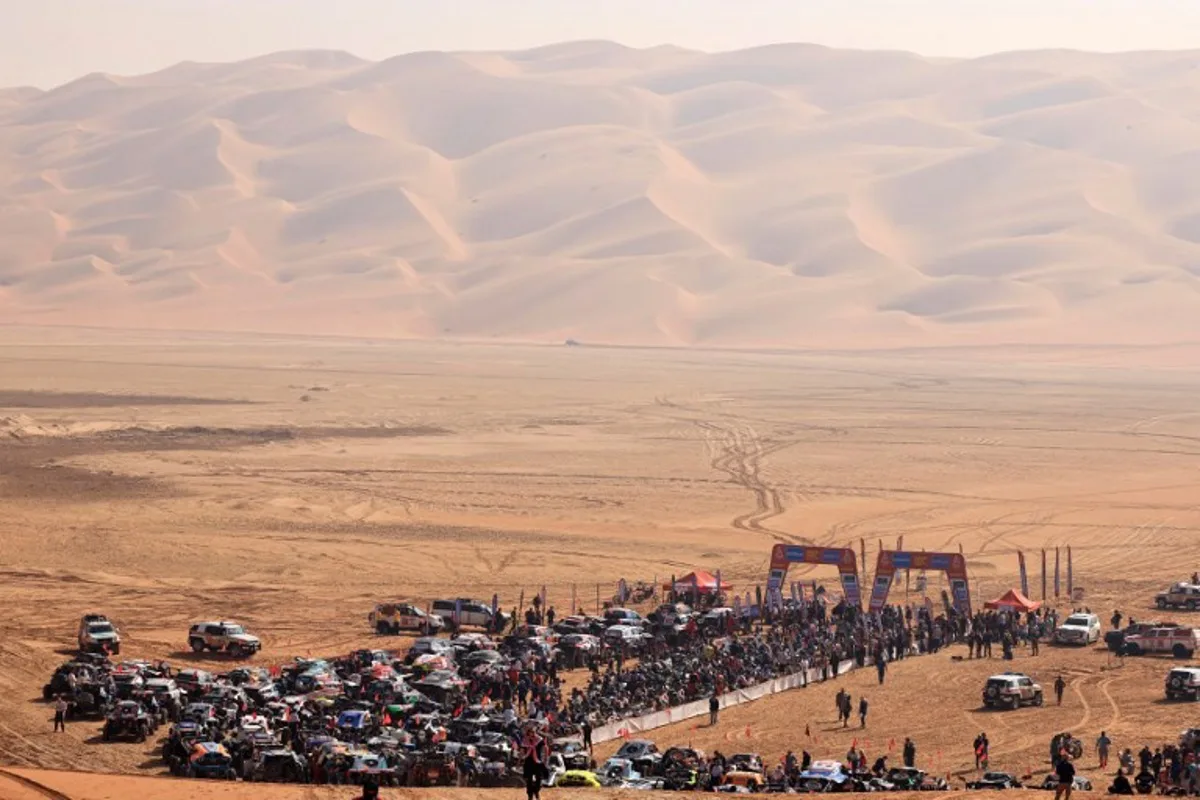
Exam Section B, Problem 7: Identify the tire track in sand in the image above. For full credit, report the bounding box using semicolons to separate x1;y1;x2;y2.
695;420;805;544
0;769;75;800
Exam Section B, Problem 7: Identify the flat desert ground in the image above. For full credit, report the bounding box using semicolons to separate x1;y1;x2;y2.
3;329;1200;797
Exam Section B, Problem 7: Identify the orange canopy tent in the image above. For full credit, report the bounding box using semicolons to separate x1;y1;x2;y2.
666;570;733;595
984;588;1041;612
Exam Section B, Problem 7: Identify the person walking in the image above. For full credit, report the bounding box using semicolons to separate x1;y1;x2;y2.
875;653;887;685
53;695;67;732
520;726;549;800
1054;675;1067;705
1055;755;1077;800
709;691;720;726
835;688;846;725
858;696;869;729
1097;732;1112;770
582;717;593;753
903;738;916;768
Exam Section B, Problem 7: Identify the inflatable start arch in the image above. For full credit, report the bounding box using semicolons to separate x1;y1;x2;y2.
869;550;971;615
766;544;862;609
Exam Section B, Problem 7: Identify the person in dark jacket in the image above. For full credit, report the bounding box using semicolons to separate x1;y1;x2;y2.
1054;756;1076;800
709;692;720;726
903;738;916;768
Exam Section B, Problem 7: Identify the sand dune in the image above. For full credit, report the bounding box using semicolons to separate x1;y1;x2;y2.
3;42;1200;347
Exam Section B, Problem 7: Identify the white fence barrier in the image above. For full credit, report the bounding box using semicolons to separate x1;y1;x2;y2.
591;658;856;744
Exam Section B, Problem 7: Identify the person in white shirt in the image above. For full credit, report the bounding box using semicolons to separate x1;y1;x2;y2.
53;695;68;732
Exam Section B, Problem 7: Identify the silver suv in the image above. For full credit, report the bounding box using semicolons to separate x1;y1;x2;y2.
1166;667;1200;701
188;621;261;658
78;613;121;655
982;672;1043;709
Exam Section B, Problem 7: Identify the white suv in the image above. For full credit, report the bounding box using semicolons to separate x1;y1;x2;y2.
188;621;261;658
982;672;1043;709
1054;613;1101;646
78;614;121;655
1166;667;1200;701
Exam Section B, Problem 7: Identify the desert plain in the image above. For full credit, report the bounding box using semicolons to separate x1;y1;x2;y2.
2;329;1200;799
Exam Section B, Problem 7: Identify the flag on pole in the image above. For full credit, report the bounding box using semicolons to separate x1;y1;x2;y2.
1054;548;1061;597
715;569;723;604
1041;549;1047;601
1018;552;1029;597
571;584;577;615
1067;546;1073;597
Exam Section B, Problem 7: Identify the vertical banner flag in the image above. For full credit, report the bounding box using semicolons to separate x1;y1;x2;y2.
571;584;577;615
860;539;867;584
541;584;547;614
454;598;462;628
791;581;799;602
491;593;499;621
518;589;525;619
1018;552;1029;597
1067;547;1073;597
617;578;627;605
595;584;600;612
715;569;722;604
1041;550;1047;601
1054;548;1061;597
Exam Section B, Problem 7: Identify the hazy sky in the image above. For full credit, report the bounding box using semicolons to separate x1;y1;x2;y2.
5;0;1199;89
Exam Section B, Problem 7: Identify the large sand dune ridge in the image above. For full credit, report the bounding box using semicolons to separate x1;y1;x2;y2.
3;41;1200;346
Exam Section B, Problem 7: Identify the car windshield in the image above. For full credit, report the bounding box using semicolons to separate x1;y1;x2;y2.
1064;616;1090;626
223;625;245;635
88;623;114;634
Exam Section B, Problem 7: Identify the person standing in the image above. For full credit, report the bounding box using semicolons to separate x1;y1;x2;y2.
582;716;593;753
903;738;916;768
53;695;67;732
1111;610;1122;630
709;691;720;726
1055;755;1076;800
1055;675;1067;705
858;696;869;729
1097;732;1112;770
875;653;887;685
835;688;846;725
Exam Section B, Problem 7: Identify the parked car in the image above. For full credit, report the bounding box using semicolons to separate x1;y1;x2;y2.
188;621;261;657
430;599;509;630
369;603;443;635
604;624;651;650
1157;583;1200;610
982;672;1043;709
1053;613;1101;645
78;614;121;655
1166;667;1200;700
1124;626;1200;658
1105;621;1176;653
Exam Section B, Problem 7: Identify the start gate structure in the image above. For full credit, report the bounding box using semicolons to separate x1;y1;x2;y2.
868;550;972;615
766;544;861;609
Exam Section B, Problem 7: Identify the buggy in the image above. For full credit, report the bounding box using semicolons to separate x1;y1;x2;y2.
103;700;151;742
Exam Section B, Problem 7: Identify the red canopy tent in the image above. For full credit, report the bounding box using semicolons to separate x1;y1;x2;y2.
984;588;1041;612
666;570;733;595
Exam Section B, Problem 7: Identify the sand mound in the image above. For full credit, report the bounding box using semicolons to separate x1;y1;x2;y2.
4;43;1200;347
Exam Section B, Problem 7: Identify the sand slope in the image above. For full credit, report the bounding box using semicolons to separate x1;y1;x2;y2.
3;42;1200;347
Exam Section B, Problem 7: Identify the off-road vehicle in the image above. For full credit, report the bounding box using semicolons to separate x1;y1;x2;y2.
1157;583;1200;610
78;614;121;655
369;602;443;635
1053;613;1101;645
982;672;1044;709
188;621;261;657
1166;667;1200;700
1124;626;1200;659
103;700;152;742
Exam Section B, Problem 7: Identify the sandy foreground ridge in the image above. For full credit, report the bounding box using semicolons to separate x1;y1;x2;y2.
3;42;1200;348
4;335;1200;797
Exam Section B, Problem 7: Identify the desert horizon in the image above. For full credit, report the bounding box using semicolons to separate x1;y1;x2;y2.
4;41;1200;350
